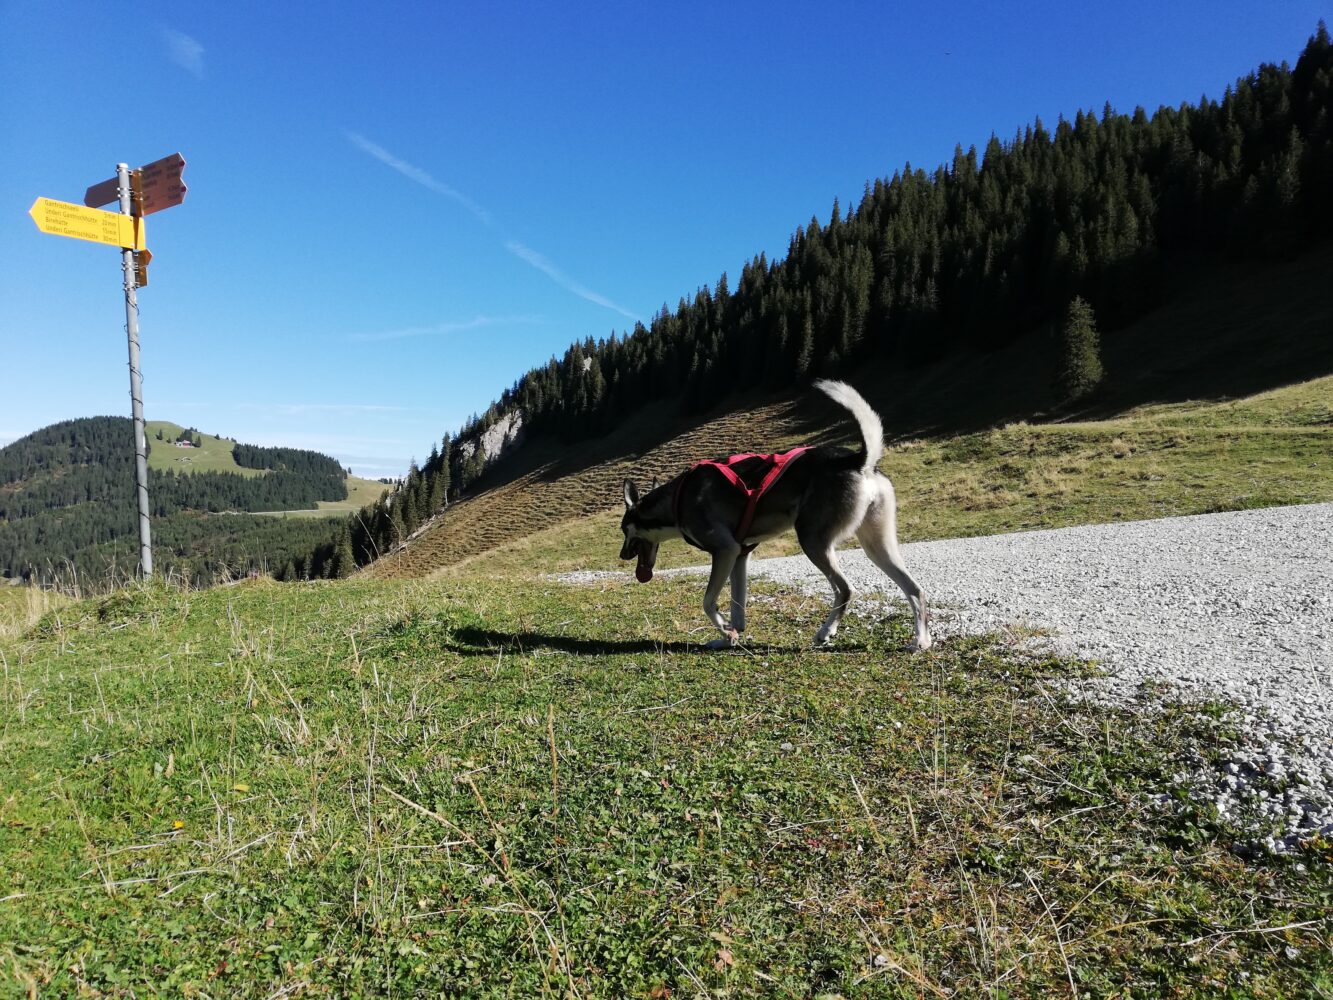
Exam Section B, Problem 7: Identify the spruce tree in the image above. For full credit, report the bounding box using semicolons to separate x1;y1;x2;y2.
1056;296;1104;403
333;526;355;579
401;488;420;536
794;314;815;378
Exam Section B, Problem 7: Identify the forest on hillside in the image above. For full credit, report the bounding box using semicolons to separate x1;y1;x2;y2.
301;27;1333;581
232;443;348;478
476;26;1331;445
0;417;346;590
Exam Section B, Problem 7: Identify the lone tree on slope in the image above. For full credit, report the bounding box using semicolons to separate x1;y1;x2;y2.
1056;296;1104;404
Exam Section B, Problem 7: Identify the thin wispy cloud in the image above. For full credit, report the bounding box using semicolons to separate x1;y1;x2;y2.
162;28;204;78
349;314;543;343
345;132;492;226
504;241;641;322
346;132;641;323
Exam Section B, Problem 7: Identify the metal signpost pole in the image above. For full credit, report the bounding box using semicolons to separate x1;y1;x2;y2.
116;162;153;577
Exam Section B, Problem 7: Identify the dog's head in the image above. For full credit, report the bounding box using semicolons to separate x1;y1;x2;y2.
620;478;659;583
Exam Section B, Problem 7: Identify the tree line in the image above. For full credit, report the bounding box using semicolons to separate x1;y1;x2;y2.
233;443;348;478
458;26;1332;445
4;507;342;592
1;417;347;518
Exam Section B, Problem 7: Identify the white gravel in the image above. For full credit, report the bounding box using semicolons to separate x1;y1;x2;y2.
562;502;1333;849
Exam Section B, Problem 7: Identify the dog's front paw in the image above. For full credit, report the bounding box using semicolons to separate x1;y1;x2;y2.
707;629;740;650
812;630;835;649
911;634;933;653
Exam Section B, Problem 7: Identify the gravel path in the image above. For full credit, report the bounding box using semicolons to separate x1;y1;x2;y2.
562;502;1333;848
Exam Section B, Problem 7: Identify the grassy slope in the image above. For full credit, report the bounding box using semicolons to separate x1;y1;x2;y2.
1;576;1329;996
373;244;1333;582
0;585;68;640
256;474;390;518
146;422;263;478
146;419;387;514
424;373;1333;582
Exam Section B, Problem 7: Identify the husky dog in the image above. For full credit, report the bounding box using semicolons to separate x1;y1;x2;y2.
620;380;931;651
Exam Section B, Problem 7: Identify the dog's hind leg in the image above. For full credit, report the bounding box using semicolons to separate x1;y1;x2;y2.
729;551;750;634
856;478;932;651
798;531;855;647
703;546;742;649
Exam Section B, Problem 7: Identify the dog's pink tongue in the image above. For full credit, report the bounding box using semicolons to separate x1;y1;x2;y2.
635;562;653;583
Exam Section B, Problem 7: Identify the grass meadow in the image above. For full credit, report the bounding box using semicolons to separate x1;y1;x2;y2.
2;376;1330;995
256;476;391;519
145;423;263;479
1;571;1330;996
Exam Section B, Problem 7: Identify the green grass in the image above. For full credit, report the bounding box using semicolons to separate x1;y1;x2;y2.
0;585;69;639
255;475;390;518
146;422;264;478
1;576;1329;996
882;380;1333;543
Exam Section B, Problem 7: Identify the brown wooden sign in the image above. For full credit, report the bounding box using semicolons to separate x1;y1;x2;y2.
137;153;186;214
83;176;119;209
84;153;187;215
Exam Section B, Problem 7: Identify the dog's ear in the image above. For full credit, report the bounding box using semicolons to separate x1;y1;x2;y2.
623;478;640;509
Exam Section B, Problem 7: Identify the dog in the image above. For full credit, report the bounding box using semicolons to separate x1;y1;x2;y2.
620;379;931;651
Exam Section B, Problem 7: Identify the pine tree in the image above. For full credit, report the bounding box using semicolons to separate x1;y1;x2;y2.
1056;296;1104;403
793;314;815;378
401;487;420;536
333;526;355;579
426;470;443;516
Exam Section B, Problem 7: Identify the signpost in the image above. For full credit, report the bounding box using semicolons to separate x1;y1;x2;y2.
116;162;153;577
85;153;187;215
29;153;187;579
28;198;145;250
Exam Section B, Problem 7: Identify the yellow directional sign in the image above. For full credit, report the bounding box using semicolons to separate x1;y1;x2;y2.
29;197;145;250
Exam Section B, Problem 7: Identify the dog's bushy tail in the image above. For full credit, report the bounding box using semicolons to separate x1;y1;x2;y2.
814;379;883;476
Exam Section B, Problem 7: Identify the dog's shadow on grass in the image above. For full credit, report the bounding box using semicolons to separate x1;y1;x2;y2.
443;626;829;657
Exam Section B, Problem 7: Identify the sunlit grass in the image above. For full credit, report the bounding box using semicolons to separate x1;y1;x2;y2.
0;576;1328;996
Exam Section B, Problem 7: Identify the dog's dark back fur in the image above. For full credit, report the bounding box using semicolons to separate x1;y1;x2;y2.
625;444;864;554
681;447;861;548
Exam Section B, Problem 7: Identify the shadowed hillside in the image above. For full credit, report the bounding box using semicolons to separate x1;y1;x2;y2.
367;243;1333;580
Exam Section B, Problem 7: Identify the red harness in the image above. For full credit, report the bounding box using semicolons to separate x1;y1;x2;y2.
673;446;808;552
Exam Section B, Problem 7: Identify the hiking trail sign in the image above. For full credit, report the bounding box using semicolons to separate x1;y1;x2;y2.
28;153;188;579
28;197;145;249
84;152;187;216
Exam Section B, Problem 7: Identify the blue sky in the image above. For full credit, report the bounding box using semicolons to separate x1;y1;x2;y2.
2;1;1326;477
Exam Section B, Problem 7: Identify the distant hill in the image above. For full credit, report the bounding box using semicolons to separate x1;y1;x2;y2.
0;417;386;591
